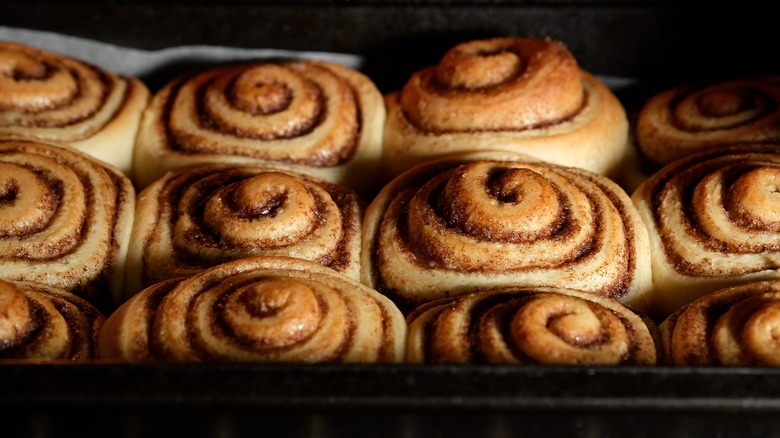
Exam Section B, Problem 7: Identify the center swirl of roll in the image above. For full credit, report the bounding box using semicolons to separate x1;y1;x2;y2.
203;64;322;140
435;40;522;90
659;151;780;264
737;300;780;364
707;293;780;365
151;166;358;285
434;164;562;241
674;84;773;131
163;61;364;168
203;172;318;248
0;50;78;112
698;89;753;118
510;294;629;364
220;278;322;349
399;161;594;273
0;162;58;237
116;257;405;363
406;286;655;364
229;67;293;115
0;153;86;260
398;37;584;132
723;167;780;230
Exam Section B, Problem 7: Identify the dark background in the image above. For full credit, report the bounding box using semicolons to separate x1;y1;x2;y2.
4;0;778;95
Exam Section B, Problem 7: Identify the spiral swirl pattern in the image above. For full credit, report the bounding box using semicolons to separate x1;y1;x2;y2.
362;152;653;313
133;60;385;195
406;286;657;365
0;279;104;361
637;76;780;168
632;144;780;317
383;37;629;177
659;280;780;366
126;165;363;297
0;138;135;310
0;41;150;175
97;257;406;363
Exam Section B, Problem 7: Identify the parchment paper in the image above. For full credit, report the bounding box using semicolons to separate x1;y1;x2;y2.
0;26;364;91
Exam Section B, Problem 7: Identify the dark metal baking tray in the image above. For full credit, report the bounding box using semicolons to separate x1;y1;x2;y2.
3;363;780;437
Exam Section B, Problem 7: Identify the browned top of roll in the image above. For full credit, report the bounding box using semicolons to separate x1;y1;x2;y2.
0;279;104;361
634;144;780;280
98;256;406;363
0;138;135;309
660;280;780;366
146;60;368;167
396;37;583;133
129;165;363;295
636;76;780;168
0;41;141;142
362;151;653;313
406;286;657;365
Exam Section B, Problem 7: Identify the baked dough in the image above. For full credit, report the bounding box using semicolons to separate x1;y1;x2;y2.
636;76;780;169
0;279;104;361
133;60;385;198
0;138;135;310
0;41;150;176
660;280;780;366
126;164;363;298
98;257;406;363
383;38;629;178
407;286;657;365
632;144;780;318
362;151;653;314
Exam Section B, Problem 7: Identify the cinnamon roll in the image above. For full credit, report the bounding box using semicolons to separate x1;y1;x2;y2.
660;280;780;366
0;138;135;310
362;151;653;313
636;76;780;169
98;256;406;363
407;286;657;365
133;60;385;197
632;144;780;318
126;164;363;297
0;41;150;176
0;279;104;361
383;37;629;178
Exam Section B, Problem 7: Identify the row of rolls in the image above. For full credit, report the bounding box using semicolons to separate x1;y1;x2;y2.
1;37;780;366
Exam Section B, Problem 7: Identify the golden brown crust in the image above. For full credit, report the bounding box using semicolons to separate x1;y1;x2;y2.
383;38;629;178
133;60;385;197
0;138;135;310
0;41;150;176
98;256;406;363
0;279;104;361
631;144;780;318
660;280;780;366
636;76;780;169
406;286;657;365
125;165;363;298
362;151;653;314
399;38;582;132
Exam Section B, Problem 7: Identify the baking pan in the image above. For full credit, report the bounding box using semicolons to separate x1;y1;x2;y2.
3;364;780;437
2;2;780;437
